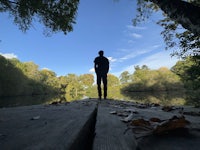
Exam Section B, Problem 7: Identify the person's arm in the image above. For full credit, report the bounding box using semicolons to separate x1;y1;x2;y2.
106;59;109;73
94;59;97;73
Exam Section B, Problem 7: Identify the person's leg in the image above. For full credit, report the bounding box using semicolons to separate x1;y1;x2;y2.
102;74;107;99
96;74;102;99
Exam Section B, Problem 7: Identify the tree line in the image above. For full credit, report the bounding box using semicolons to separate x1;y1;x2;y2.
0;55;199;102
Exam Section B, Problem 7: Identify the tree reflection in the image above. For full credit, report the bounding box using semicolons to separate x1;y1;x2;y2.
121;91;187;106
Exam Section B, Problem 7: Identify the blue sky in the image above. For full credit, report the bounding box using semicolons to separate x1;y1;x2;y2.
0;0;179;77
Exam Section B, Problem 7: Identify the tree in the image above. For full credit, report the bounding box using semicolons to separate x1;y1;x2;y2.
151;0;200;36
79;74;94;88
134;0;200;58
119;71;131;84
20;61;41;81
107;74;121;99
0;0;79;34
40;69;59;88
171;56;200;105
171;56;200;89
121;65;183;92
0;56;58;96
107;74;120;87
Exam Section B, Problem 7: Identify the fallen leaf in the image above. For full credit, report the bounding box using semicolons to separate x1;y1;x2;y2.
110;111;117;114
153;116;190;135
121;113;134;123
31;116;40;120
162;106;174;112
130;118;151;127
149;117;162;123
117;112;128;117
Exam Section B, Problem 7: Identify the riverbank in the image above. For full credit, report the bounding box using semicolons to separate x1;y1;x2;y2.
0;99;200;149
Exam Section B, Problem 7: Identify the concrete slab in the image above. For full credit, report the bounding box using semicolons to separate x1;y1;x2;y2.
1;98;200;150
93;100;137;150
95;100;200;150
0;100;97;150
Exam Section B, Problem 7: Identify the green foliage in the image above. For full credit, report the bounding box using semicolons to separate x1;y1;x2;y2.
0;55;25;96
119;71;131;84
2;54;199;106
107;74;120;87
64;74;85;101
85;85;97;98
133;0;200;58
0;55;58;96
40;69;59;89
171;56;200;106
171;56;200;90
0;0;80;34
79;74;94;88
121;66;184;95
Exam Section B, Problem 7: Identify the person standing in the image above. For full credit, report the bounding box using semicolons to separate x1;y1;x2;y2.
94;50;109;99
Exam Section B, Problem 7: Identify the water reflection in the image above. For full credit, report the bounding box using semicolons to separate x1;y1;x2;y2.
0;95;60;108
120;91;187;106
0;91;199;108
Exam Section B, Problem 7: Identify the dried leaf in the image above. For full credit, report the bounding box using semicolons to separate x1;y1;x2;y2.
109;111;117;114
130;118;151;127
121;113;134;123
153;116;190;135
162;106;174;112
31;116;40;120
117;112;128;117
149;117;162;123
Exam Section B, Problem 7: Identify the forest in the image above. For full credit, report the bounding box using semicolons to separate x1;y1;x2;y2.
0;54;199;105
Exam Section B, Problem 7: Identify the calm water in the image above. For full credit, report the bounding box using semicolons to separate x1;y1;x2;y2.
121;91;187;106
0;95;60;108
0;91;199;108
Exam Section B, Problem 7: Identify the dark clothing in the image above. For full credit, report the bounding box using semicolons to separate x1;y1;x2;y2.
94;56;109;99
94;56;109;75
96;73;107;99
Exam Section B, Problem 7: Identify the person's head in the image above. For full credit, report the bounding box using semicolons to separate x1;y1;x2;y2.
98;50;104;56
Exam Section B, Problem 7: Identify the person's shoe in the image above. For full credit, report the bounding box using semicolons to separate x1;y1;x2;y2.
104;97;107;100
98;97;101;100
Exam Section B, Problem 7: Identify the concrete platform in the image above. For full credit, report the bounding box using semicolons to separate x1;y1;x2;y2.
0;100;97;150
94;100;200;150
1;99;200;150
93;101;137;150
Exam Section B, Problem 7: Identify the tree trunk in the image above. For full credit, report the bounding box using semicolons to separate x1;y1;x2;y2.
150;0;200;36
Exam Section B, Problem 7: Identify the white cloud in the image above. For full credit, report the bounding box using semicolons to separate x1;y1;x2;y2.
127;40;135;44
119;49;152;62
108;57;117;62
130;33;142;39
0;53;17;59
152;44;161;49
41;67;51;71
126;25;147;30
122;51;180;73
89;68;95;73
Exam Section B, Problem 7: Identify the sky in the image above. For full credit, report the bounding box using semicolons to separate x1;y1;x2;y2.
0;0;180;77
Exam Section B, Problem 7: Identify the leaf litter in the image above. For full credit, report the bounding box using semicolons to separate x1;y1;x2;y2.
110;103;193;140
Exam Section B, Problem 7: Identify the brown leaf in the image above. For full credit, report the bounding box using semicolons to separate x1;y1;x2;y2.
149;117;162;123
162;106;174;112
153;116;190;135
130;118;151;127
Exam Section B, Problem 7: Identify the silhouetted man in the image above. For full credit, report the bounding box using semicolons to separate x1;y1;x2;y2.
94;50;109;99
